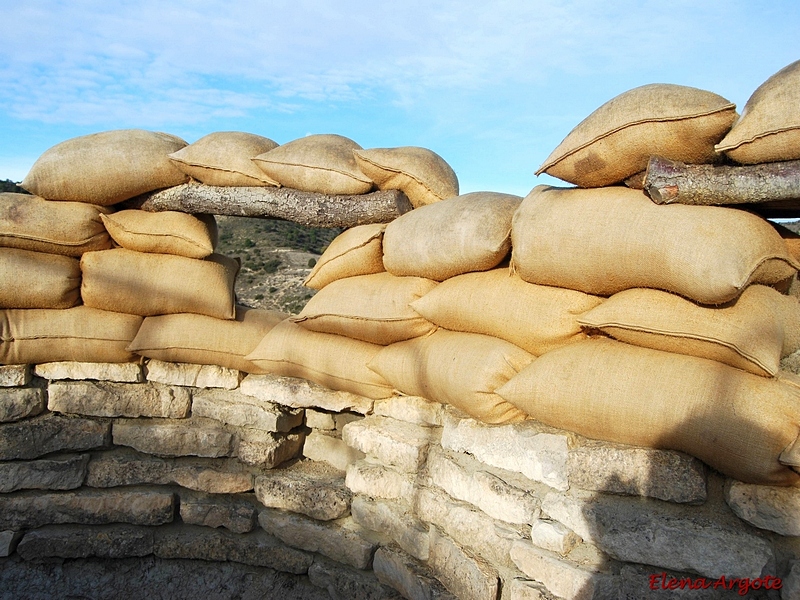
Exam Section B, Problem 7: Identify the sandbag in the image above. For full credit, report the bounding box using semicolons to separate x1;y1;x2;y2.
0;248;80;309
368;329;532;424
497;337;800;485
304;224;386;290
127;306;286;373
0;193;111;256
22;129;189;205
291;272;437;345
100;210;218;259
716;60;800;164
383;192;521;281
80;249;238;319
411;269;602;356
0;306;142;365
167;131;281;186
353;146;459;208
244;320;393;399
252;134;373;195
511;185;798;304
536;84;736;187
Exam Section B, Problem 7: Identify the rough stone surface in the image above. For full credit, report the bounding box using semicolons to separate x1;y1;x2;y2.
335;412;363;431
34;361;143;383
258;509;378;570
0;387;46;422
241;374;374;414
306;409;336;430
113;417;233;458
16;524;154;560
342;415;440;473
0;413;110;460
254;461;351;521
179;491;257;534
48;380;191;418
441;408;571;491
373;546;458;600
0;454;89;493
373;395;444;426
725;480;800;536
235;430;304;468
345;459;418;501
303;431;365;471
567;441;707;504
530;518;581;556
784;560;800;600
0;364;30;387
0;489;175;530
503;578;551;600
308;556;403;600
427;527;500;600
145;358;243;389
0;530;22;557
510;540;602;600
192;388;304;432
351;495;429;561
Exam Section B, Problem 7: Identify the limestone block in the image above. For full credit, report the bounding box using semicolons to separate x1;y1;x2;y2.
0;530;22;557
502;578;551;600
0;413;110;460
784;561;800;600
192;388;303;432
530;519;581;556
235;430;304;468
258;509;377;570
48;381;190;419
0;387;45;422
178;491;257;534
373;546;458;600
567;440;707;504
241;374;373;414
303;431;365;471
334;412;363;431
345;459;417;501
112;417;233;458
308;555;403;600
342;415;440;473
510;540;602;600
373;395;444;426
34;361;143;383
441;408;570;491
0;454;89;493
145;358;243;389
725;480;800;535
0;364;30;387
0;489;175;530
427;527;500;600
306;409;336;430
254;461;351;521
154;524;313;574
351;495;429;560
16;524;154;560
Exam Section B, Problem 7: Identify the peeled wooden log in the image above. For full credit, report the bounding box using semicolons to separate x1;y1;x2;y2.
124;184;413;228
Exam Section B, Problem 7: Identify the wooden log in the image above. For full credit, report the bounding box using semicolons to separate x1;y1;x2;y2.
123;184;413;228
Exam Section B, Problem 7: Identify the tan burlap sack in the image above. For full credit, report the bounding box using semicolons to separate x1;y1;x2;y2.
716;60;800;164
383;192;521;281
0;193;111;256
80;249;238;319
368;330;532;424
353;147;459;208
536;84;736;187
251;134;373;195
410;269;602;356
22;129;189;206
127;306;286;373
0;248;81;309
578;285;787;377
497;337;800;485
168;131;281;186
0;306;143;364
511;186;799;304
304;224;386;290
100;210;218;259
291;272;437;345
244;319;393;399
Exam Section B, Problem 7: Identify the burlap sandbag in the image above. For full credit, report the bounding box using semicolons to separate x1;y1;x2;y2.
100;210;218;259
80;249;238;319
244;319;393;399
511;186;799;304
168;131;281;186
536;84;736;187
353;147;459;208
368;330;532;424
0;306;142;364
127;306;286;373
716;60;800;164
304;224;386;290
251;134;373;195
0;193;111;256
0;248;80;309
497;337;800;485
383;192;521;281
291;272;437;345
410;269;602;356
22;129;189;206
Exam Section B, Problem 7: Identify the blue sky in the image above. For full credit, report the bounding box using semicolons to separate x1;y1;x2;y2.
1;1;798;196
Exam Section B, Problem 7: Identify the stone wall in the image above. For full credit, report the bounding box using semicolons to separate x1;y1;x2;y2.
1;360;799;600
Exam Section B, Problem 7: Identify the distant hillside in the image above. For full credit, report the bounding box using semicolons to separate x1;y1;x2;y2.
0;180;28;194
